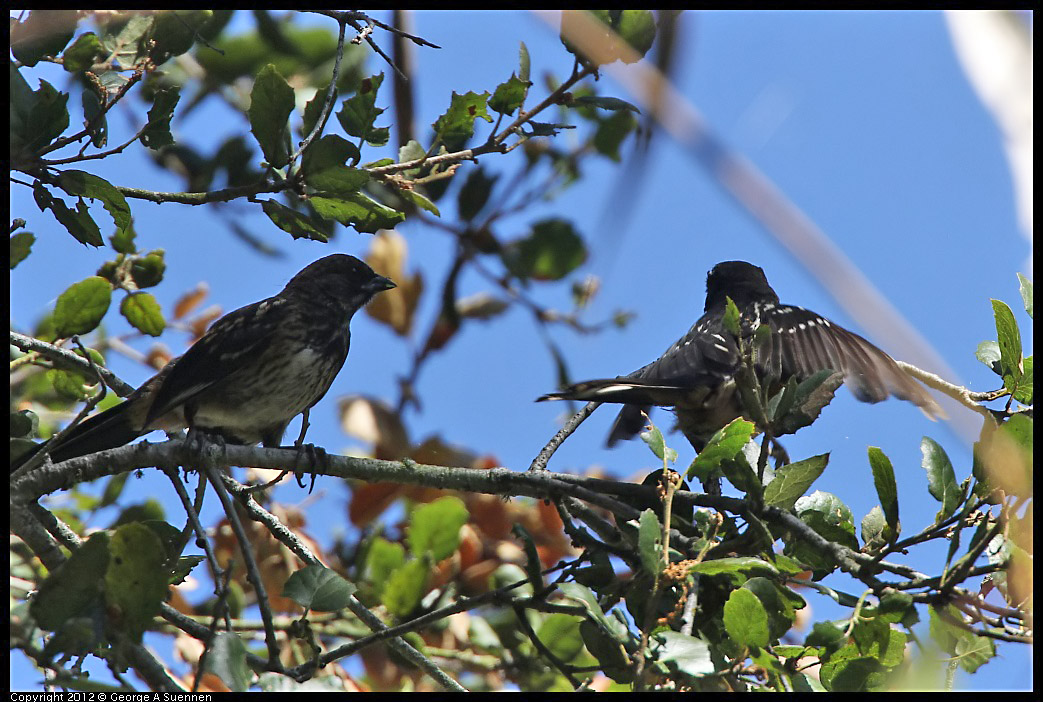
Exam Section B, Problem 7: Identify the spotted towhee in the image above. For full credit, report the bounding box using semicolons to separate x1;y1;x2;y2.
16;254;396;469
539;260;942;453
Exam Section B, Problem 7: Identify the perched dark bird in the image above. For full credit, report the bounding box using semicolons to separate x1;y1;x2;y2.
539;261;942;452
16;254;395;469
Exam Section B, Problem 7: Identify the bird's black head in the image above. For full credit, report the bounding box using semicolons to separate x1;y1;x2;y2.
285;254;396;312
704;261;780;312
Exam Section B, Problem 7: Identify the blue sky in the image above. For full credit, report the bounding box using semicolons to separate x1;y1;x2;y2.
11;11;1031;691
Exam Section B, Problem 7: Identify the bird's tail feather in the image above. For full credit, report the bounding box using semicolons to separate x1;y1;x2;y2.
606;404;653;447
537;378;693;406
12;402;141;472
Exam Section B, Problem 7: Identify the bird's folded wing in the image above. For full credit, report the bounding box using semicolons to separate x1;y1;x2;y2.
144;297;286;425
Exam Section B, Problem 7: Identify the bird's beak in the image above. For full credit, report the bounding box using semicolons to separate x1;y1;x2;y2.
368;275;397;292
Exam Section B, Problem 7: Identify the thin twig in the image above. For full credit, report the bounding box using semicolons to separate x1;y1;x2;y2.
288;17;348;166
528;401;600;472
10;331;134;395
202;459;284;668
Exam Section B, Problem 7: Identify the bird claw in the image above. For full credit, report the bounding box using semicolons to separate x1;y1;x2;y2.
183;428;227;466
291;441;327;493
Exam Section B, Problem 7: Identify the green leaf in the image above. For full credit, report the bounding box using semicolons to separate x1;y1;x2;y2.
921;436;960;521
975;340;1002;375
46;362;97;400
558;582;613;632
30;531;110;631
787;491;858;578
100;472;130;508
571;95;641;113
860;506;887;549
652;631;714;677
432;91;493;144
381;558;429;617
249;64;295;168
686;418;755;482
170;556;205;587
282;564;357;612
102;15;154;68
615;11;657;60
396;139;426;177
11;409;38;440
205;632;252;692
1014;355;1032;405
973;413;1032;498
14;78;71;155
261;200;329;242
150;10;214;63
518;41;531;83
300;83;334;138
561;10;657;65
310;193;405;234
523;121;576;138
580;620;631;682
57;170;132;239
306;165;369;195
723;587;770;649
572;549;614;588
874;591;918;627
109;219;137;254
806;621;846;654
1000;412;1032;474
819;646;887;692
637;509;663;576
953;630;996;673
640;423;677;464
401;190;440;217
11;10;77;67
120;293;165;337
536;613;585;663
105;523;168;641
53;276;112;337
744;577;804;640
62;32;104;73
928;603;963;655
512;523;544;590
851;616;907;667
772;370;844;436
140;86;181;150
81;86;108;147
407;496;468;561
301;134;361;178
1016;273;1033;318
723;297;741;336
9;64;36;154
763;453;829;510
688;556;779;584
867;447;900;535
489;73;530;116
337;73;389;146
363;538;405;593
456;167;498;222
593;110;637;161
11;231;35;269
129;251;166;289
991;299;1023;394
502;218;587;281
34;184;102;247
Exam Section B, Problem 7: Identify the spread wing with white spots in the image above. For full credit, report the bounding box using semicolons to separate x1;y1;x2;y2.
759;304;943;415
537;260;943;451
